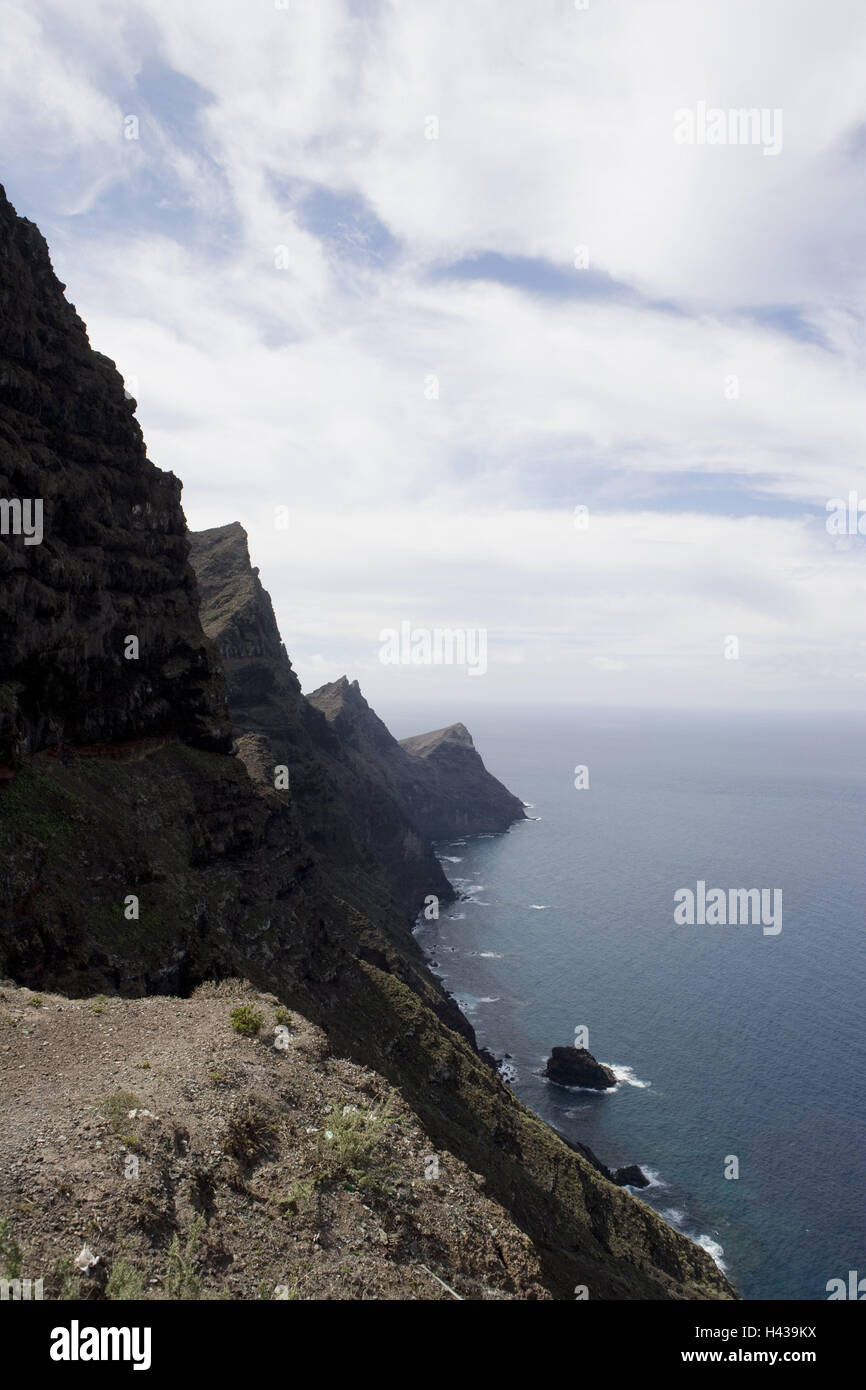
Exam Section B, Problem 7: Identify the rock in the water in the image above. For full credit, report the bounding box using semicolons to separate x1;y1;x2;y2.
544;1045;617;1090
612;1164;651;1189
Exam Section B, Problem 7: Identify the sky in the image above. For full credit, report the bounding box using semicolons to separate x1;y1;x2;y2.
2;0;865;715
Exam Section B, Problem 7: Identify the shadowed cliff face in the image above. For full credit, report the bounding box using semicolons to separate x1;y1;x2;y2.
0;187;737;1302
188;523;454;917
0;187;232;769
309;676;525;842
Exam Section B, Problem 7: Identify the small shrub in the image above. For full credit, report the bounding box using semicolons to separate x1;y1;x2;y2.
225;1094;279;1164
106;1255;147;1301
164;1217;204;1301
274;1006;292;1026
100;1090;141;1146
314;1101;398;1195
229;1004;263;1037
273;1176;316;1217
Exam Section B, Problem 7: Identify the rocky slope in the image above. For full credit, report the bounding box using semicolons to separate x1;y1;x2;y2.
0;980;548;1301
0;184;735;1301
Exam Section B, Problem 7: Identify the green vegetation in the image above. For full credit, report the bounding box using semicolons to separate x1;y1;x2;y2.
272;1176;316;1217
164;1217;205;1300
106;1254;147;1300
274;1005;292;1026
0;1217;23;1279
100;1090;142;1147
314;1100;398;1196
229;1003;263;1037
52;1256;82;1300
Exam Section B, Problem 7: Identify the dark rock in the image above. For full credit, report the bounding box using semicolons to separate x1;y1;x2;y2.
397;720;526;839
0;187;232;767
188;525;455;918
544;1045;617;1090
308;678;525;844
612;1164;651;1189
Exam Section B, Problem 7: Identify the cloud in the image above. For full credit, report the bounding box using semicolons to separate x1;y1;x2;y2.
1;0;865;709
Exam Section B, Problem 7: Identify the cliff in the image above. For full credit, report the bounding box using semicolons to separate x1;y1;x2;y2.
188;524;454;918
398;721;526;839
0;185;735;1301
0;193;231;769
309;678;525;842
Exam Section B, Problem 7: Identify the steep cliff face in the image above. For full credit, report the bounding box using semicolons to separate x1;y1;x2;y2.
188;523;454;917
0;187;231;769
309;678;525;842
0;187;736;1302
398;721;526;839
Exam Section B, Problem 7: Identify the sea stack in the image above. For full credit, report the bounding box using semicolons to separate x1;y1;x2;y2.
544;1046;617;1090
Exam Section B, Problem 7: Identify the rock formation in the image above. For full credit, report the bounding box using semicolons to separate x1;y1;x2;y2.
612;1164;651;1189
398;721;526;839
307;675;523;849
189;524;454;918
0;184;735;1301
544;1045;618;1089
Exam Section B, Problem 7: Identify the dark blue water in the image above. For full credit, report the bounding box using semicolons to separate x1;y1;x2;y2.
386;705;866;1300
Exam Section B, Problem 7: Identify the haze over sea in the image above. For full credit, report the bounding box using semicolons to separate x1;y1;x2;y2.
385;705;866;1300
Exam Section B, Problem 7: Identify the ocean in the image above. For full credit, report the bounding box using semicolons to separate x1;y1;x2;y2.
385;705;866;1300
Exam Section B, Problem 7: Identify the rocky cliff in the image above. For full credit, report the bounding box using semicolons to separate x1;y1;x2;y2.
0;185;735;1301
309;678;525;842
188;523;454;918
0;193;231;770
398;721;526;839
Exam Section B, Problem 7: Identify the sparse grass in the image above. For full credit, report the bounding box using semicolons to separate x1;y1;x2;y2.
106;1254;147;1301
28;995;43;1008
164;1216;204;1300
274;1006;292;1026
0;1217;23;1279
52;1256;82;1300
272;1176;316;1218
229;1004;263;1037
100;1090;142;1147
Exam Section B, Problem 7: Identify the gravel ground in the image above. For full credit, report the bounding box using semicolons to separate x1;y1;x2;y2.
0;978;549;1301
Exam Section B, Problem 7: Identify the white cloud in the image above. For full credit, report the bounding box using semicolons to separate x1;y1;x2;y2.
2;0;865;709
